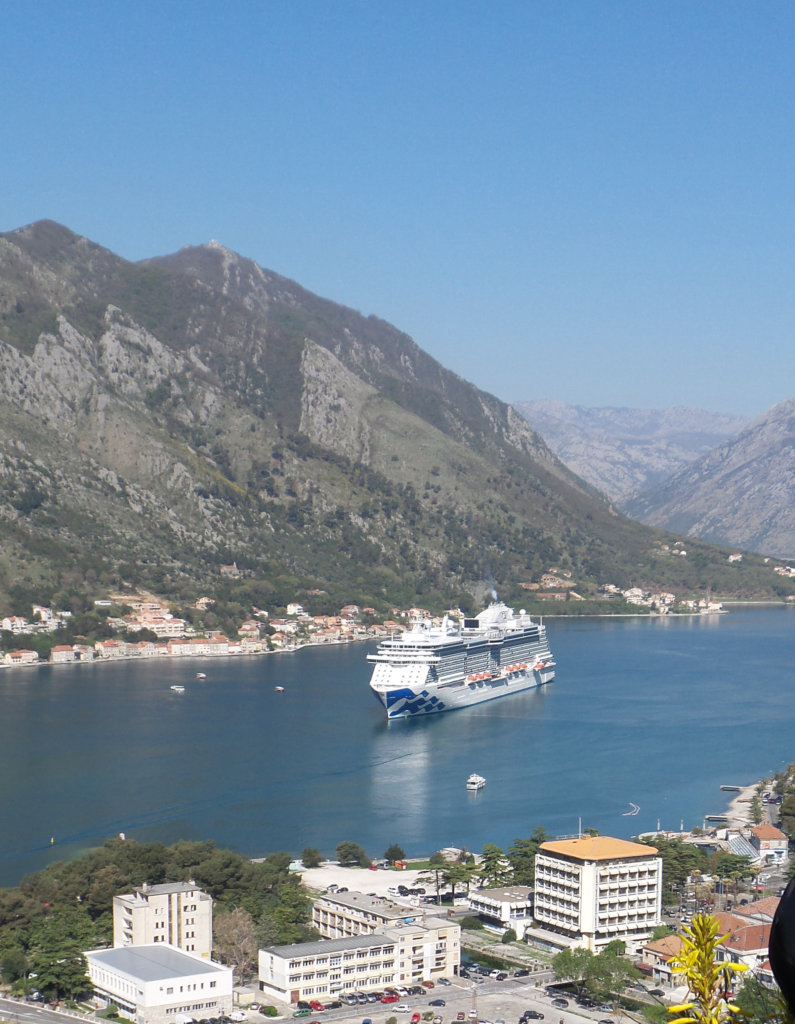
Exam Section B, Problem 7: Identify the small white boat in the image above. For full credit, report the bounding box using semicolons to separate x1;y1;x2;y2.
196;672;207;680
170;685;185;694
274;685;285;693
466;773;486;791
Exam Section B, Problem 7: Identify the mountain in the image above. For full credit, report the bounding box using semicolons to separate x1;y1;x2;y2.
0;220;785;613
625;399;795;559
514;399;749;505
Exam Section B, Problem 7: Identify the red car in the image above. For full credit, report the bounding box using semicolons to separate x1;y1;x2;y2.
381;994;399;1004
412;1015;421;1023
309;1002;324;1012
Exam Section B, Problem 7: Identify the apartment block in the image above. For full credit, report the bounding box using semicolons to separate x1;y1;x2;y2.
113;881;213;958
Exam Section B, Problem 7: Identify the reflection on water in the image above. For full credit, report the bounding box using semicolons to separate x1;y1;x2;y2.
0;607;792;885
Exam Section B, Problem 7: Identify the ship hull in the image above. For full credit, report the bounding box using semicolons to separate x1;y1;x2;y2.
371;665;555;719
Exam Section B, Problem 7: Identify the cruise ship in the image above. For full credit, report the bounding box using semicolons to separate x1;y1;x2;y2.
367;602;555;718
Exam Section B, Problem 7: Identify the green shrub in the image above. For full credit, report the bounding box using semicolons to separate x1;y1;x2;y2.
460;915;484;930
260;1009;278;1018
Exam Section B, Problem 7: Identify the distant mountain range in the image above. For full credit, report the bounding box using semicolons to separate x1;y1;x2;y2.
625;400;795;560
516;399;795;560
0;220;787;612
514;399;749;504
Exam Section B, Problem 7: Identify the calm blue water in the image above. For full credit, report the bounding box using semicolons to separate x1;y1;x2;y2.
1;607;793;886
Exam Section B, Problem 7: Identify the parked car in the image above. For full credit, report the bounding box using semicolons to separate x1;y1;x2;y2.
296;1004;311;1012
308;1002;324;1011
430;1000;446;1007
437;978;451;986
514;968;530;977
649;990;665;997
433;1017;443;1024
412;1015;422;1023
395;1005;412;1013
325;1002;342;1010
381;994;399;1004
523;1012;544;1020
457;1014;466;1021
293;1012;311;1019
551;999;569;1009
496;973;508;981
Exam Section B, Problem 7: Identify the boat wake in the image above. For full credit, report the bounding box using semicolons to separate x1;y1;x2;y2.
622;802;640;816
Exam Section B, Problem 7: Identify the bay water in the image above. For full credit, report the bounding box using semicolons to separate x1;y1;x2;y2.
1;606;792;887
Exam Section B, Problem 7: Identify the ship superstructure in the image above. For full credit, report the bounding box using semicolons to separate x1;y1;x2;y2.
367;602;555;718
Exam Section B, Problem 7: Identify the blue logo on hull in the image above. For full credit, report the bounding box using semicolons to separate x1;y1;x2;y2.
386;689;446;718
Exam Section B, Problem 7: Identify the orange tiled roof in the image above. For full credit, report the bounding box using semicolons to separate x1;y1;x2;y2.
540;835;658;860
735;895;780;921
643;934;683;958
751;823;787;840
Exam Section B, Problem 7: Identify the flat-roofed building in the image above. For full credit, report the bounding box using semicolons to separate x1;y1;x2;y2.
113;882;213;958
534;835;662;953
259;934;396;1004
312;890;422;939
85;943;233;1024
260;910;460;1003
467;885;534;938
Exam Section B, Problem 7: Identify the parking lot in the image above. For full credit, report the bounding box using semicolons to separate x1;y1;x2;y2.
251;976;635;1024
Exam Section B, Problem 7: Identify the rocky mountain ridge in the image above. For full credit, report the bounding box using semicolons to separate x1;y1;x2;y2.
0;220;785;611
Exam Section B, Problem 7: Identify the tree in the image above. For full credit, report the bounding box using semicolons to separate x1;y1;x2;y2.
443;862;478;900
506;827;549;885
552;947;593;993
213;907;257;982
384;844;406;865
417;851;447;904
301;847;323;869
501;928;517;944
336;841;369;867
478;843;509;887
733;974;782;1024
29;945;90;1001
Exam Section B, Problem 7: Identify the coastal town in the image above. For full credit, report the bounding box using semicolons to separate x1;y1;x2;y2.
3;552;794;668
2;790;790;1024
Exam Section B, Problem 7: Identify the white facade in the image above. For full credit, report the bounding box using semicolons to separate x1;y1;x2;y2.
534;836;662;953
113;882;213;959
467;886;534;938
259;916;460;1004
86;944;233;1024
259;934;396;1004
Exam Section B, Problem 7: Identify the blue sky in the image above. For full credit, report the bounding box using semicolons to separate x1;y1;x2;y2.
3;0;794;417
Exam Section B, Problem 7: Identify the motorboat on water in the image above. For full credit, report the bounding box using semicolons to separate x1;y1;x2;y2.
466;773;486;791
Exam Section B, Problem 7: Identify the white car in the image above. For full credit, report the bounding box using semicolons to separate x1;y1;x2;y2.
396;1005;412;1013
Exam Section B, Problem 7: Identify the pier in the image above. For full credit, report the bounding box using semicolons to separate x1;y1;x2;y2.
719;785;743;792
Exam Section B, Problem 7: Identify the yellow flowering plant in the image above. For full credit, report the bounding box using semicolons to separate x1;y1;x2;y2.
667;913;747;1024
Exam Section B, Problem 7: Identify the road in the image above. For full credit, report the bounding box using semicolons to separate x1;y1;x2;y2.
0;997;83;1024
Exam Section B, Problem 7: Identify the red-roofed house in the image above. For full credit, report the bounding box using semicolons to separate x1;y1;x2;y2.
639;933;684;986
749;824;789;865
712;911;771;971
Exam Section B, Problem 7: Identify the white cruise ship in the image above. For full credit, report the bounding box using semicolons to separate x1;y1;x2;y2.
367;602;555;718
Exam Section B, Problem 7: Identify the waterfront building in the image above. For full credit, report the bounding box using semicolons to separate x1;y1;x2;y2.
534;835;662;953
749;824;789;865
86;943;232;1024
113;881;213;958
466;885;534;938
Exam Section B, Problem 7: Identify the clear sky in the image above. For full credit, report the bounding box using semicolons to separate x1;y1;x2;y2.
3;0;794;418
